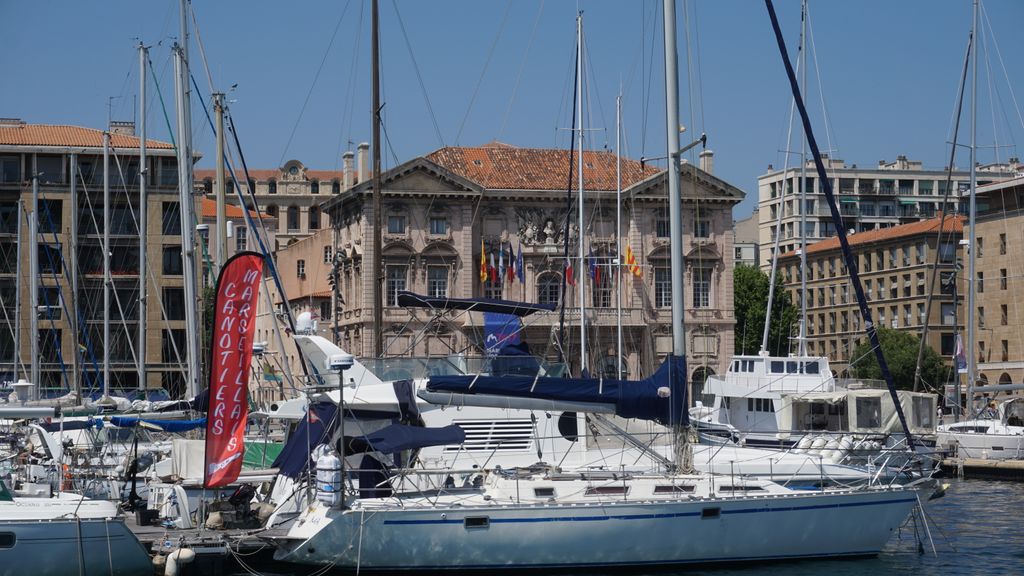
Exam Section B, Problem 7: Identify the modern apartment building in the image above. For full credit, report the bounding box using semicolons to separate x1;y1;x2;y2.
733;208;759;268
260;143;745;400
758;154;1018;269
776;215;964;378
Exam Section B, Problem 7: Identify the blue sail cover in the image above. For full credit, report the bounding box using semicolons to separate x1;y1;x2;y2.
345;423;465;455
396;290;556;317
108;417;208;432
427;355;689;426
273;402;339;479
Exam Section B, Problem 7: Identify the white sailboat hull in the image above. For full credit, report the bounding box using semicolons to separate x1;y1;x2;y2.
274;488;919;570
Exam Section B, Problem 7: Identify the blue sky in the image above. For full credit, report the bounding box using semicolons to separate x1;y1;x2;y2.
3;0;1023;219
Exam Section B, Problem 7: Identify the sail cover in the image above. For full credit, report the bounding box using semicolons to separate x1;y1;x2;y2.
396;290;556;317
427;355;689;426
205;252;265;488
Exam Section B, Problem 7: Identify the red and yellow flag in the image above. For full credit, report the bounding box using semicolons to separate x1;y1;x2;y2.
624;245;642;279
480;238;488;282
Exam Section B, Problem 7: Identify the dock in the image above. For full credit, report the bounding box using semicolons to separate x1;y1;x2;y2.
126;515;278;575
941;457;1024;480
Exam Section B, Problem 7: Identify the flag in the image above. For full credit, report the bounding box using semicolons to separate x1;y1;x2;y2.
516;243;525;284
624;245;642;278
479;238;487;282
205;251;265;488
498;246;505;283
566;261;576;286
954;333;967;374
490;252;497;284
588;246;601;286
506;244;515;284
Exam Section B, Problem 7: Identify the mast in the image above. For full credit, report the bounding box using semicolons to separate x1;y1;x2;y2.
29;175;39;398
371;0;383;358
576;13;586;375
797;0;808;357
69;153;80;400
615;93;623;378
102;132;112;403
138;43;148;393
13;199;22;383
966;0;978;415
214;92;227;270
174;0;200;397
664;0;692;471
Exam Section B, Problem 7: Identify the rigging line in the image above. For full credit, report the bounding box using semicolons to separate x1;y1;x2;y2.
391;0;445;147
276;0;353;168
148;56;177;149
806;6;839;159
980;2;1024;142
498;0;546;141
556;28;579;367
337;0;366;171
682;0;697;161
582;27;610;151
454;0;514;145
690;0;706;141
639;0;659;160
980;19;1002;165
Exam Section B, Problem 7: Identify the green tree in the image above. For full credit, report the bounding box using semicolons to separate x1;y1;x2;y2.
849;327;948;390
733;265;798;357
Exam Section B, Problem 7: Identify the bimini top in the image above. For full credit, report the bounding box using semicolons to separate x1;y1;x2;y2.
426;355;689;426
396;290;556;317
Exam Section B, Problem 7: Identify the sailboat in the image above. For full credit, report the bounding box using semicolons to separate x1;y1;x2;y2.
267;4;931;570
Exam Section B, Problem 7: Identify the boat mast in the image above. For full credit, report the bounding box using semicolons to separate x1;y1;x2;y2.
966;0;978;415
69;152;80;400
371;0;384;358
174;0;200;398
797;0;808;357
102;132;112;403
13;199;22;383
615;93;623;378
576;13;586;376
138;43;148;393
663;0;692;471
214;91;227;272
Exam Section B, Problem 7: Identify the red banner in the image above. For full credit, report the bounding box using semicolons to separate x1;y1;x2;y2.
204;252;265;488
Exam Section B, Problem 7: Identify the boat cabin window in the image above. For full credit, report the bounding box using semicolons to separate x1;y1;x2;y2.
585;486;629;496
804;362;820;375
534;487;555;498
654;485;695;494
855;397;883;429
0;532;13;548
718;485;765;492
748;398;773;412
912;396;935;429
787;361;799;374
950;425;989;433
771;361;784;374
464;517;490;529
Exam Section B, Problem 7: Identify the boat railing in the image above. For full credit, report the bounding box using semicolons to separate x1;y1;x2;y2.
835;378;887;390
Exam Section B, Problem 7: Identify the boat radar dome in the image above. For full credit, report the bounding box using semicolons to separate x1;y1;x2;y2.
295;311;316;335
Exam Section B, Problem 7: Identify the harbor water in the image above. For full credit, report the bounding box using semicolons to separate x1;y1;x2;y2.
227;478;1022;576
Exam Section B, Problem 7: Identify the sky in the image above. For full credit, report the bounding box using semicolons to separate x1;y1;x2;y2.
3;0;1024;220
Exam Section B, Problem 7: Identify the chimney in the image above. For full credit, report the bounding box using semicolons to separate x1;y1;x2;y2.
109;120;135;136
699;150;714;174
342;151;354;189
357;142;370;183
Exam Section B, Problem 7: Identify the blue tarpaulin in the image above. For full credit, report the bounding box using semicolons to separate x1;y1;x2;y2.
345;423;465;455
396;291;556;317
427;355;689;426
273;402;339;479
483;312;521;355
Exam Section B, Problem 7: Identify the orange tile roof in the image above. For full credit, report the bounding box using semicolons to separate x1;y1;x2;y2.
426;145;660;191
781;214;965;259
199;197;264;220
0;123;173;150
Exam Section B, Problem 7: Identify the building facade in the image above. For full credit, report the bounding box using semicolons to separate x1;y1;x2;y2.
776;215;964;379
260;144;745;398
733;208;759;268
758;154;1017;269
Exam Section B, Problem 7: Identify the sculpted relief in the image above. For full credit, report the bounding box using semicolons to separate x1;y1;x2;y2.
515;208;575;246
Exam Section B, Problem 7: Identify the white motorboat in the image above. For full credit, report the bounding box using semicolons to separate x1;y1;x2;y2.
937;398;1024;460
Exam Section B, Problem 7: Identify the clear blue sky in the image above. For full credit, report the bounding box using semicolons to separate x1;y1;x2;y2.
3;0;1023;219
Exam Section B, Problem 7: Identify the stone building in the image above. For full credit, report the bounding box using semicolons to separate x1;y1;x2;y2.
733;208;759;268
758;155;1017;270
260;143;745;398
776;215;964;379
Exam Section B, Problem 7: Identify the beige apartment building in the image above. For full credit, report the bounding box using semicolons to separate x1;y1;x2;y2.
260;143;745;398
776;215;964;379
758;154;1017;270
974;176;1024;388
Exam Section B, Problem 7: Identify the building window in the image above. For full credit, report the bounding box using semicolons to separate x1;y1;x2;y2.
917;272;925;296
311;180;320;194
236;226;248;252
309;206;321;229
265;204;278;218
323;245;333;264
903;274;911;298
387;215;406;234
655;266;671;308
287;206;300;231
332;180;340;194
162;245;183;275
978;271;984;294
592;266;611;308
977;237;984;258
297;259;306;278
163;287;185;320
268;180;277;194
693;217;710;238
427;265;448;298
941;333;955;356
38;199;63;234
537;273;560;305
429;216;448;236
939;243;955;263
655;210;669;238
918;303;926;325
978;306;985;328
1000;233;1007;255
1001;268;1008;290
386;265;407;306
0;155;20;183
320;300;332;321
162;329;186;363
161;202;181;235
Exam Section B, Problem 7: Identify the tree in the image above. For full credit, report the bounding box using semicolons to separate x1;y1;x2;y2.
849;328;948;390
733;265;798;357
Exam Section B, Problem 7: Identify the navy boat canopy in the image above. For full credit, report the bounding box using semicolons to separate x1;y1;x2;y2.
427;355;689;426
396;291;556;317
344;423;465;455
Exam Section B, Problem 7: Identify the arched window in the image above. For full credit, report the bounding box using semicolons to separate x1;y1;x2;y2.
600;354;627;379
691;366;716;406
203;178;213;194
268;179;277;194
265;204;278;218
537;273;561;305
309;205;321;229
1000;373;1012;385
311;180;320;194
332;180;341;194
287;206;300;231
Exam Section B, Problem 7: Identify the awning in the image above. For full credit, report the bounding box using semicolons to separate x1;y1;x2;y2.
839;197;857;203
898;199;916;205
396;291;556;317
